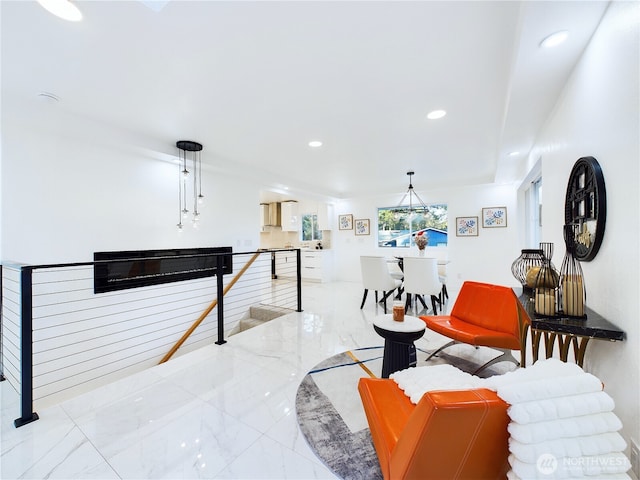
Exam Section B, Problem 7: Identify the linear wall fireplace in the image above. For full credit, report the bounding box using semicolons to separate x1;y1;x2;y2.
93;247;233;294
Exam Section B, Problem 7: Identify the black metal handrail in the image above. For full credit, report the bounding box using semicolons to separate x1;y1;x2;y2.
1;249;302;428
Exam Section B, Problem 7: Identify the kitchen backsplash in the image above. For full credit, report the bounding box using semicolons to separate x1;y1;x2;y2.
260;229;331;250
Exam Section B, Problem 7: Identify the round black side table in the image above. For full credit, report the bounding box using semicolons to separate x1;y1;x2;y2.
373;315;426;378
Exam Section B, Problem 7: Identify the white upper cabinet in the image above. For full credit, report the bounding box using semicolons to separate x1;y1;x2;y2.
317;203;334;231
281;201;299;231
259;203;270;231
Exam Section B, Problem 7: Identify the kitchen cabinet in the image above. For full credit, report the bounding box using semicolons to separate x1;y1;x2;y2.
259;203;270;232
301;250;333;282
281;201;299;232
317;203;334;231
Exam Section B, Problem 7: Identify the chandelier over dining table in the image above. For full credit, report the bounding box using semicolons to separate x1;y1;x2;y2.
397;170;429;246
176;140;204;230
398;171;428;212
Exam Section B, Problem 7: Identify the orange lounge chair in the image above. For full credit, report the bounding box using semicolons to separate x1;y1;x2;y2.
358;377;510;480
420;281;530;373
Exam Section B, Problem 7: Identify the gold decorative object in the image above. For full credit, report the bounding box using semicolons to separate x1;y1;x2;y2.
535;288;556;316
511;249;545;293
529;266;559;289
562;275;585;317
559;225;587;318
533;243;559;316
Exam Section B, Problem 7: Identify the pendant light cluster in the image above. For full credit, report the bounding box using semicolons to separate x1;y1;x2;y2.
176;140;204;231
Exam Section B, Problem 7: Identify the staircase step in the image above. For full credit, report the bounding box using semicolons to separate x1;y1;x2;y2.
229;304;295;336
249;304;291;321
239;317;270;331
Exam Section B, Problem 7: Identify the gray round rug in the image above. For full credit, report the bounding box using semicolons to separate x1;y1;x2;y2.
295;348;384;480
295;344;506;479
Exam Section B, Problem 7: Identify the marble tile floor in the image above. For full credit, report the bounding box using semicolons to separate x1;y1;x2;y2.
0;280;502;480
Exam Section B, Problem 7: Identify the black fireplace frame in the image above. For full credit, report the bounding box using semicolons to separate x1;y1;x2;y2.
93;247;233;294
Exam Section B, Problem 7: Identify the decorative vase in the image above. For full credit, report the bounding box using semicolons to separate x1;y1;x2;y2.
539;242;557;271
418;248;425;256
559;225;586;318
533;243;559;316
511;249;545;294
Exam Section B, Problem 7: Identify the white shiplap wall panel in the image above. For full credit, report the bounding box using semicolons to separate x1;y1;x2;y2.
3;284;21;306
2;265;22;393
32;315;200;369
32;298;215;333
34;329;182;382
33;282;215;316
32;301;207;346
32;293;215;339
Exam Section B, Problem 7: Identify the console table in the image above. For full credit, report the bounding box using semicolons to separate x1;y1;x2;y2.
518;292;624;367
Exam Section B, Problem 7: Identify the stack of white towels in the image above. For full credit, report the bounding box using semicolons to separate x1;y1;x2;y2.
390;358;632;479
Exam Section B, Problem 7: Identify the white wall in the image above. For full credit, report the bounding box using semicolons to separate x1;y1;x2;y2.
526;1;639;455
332;183;520;292
1;108;260;264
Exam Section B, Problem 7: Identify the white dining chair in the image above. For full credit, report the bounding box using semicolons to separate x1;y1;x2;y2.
360;256;402;314
387;258;404;281
434;248;449;303
402;256;442;315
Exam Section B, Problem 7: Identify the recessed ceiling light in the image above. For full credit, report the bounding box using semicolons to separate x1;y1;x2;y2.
508;151;520;157
426;110;447;120
540;30;569;48
308;140;323;148
37;0;82;21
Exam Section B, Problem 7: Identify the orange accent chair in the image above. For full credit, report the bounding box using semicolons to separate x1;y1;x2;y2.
358;377;510;480
420;281;530;374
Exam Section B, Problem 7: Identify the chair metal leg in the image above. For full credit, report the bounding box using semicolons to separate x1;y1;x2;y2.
430;295;438;315
416;294;428;311
472;349;519;375
360;289;368;309
425;340;458;362
438;284;448;305
395;286;403;300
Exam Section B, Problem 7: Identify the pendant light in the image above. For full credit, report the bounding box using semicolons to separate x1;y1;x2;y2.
176;141;204;230
396;171;429;247
397;171;428;212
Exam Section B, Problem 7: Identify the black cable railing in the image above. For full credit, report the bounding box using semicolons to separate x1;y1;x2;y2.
0;249;302;428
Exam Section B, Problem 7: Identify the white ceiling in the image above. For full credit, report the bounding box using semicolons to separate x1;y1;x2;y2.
1;1;609;202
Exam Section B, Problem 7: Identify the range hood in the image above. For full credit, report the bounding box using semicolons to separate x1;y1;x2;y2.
260;202;281;227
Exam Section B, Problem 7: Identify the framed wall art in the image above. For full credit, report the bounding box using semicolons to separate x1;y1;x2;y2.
482;207;507;228
456;216;478;236
338;214;353;230
355;218;370;236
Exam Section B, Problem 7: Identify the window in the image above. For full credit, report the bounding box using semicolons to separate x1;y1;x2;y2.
377;204;448;247
526;177;542;247
301;214;323;241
